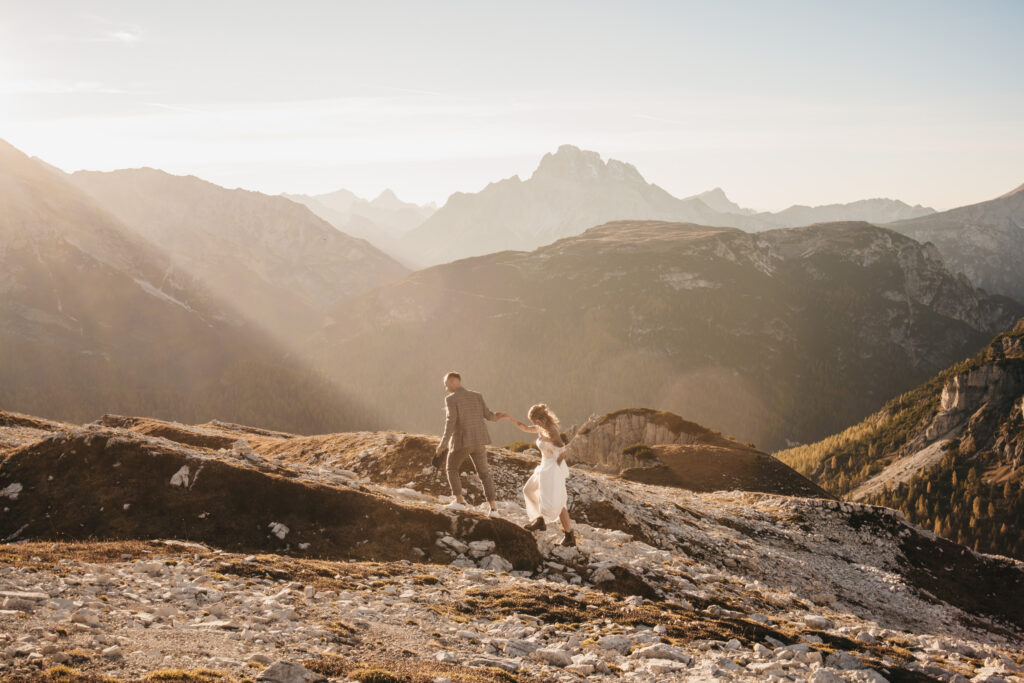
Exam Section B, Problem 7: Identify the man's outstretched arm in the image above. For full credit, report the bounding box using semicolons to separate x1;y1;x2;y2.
481;395;499;422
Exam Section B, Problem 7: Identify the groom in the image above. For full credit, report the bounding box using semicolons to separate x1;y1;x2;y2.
434;371;502;516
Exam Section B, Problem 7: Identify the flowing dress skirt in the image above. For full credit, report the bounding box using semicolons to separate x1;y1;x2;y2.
523;456;570;522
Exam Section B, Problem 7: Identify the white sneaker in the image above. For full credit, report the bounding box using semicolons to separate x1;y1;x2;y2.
487;508;501;518
445;500;466;511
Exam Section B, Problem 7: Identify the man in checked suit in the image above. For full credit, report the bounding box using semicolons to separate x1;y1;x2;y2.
434;371;504;515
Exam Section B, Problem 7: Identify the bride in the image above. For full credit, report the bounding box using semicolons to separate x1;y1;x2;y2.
499;403;576;547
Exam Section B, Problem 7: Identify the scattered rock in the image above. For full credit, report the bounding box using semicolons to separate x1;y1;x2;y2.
630;643;692;663
256;660;327;683
533;648;573;667
826;650;866;670
804;615;833;629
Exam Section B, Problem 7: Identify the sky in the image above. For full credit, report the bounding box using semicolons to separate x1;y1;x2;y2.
1;0;1022;211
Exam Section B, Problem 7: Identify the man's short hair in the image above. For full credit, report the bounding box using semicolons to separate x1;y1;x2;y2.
444;371;461;382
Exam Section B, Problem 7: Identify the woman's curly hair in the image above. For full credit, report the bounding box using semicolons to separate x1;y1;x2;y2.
528;403;563;447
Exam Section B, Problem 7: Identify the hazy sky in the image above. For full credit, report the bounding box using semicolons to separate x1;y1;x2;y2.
2;1;1021;211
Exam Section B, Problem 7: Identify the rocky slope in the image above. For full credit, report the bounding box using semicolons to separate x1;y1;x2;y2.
1;409;1022;682
887;183;1024;302
303;219;1022;451
776;318;1024;561
0;139;381;433
69;167;409;341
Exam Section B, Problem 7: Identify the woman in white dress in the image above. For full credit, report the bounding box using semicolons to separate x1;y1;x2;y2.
500;403;576;547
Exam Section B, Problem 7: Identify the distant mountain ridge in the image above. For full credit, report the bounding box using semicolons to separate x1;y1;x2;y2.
887;182;1024;302
400;145;732;265
399;144;936;265
284;187;435;259
303;218;1021;450
753;197;934;230
684;187;757;215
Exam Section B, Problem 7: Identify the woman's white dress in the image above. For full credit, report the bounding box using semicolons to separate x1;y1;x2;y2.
523;438;570;522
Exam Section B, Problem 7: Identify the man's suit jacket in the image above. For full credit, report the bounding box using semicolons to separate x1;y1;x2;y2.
440;387;497;452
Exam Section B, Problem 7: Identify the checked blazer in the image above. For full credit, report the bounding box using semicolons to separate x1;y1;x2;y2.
440;386;498;452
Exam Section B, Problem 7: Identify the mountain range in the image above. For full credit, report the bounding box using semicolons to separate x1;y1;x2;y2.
0;140;387;432
284;187;435;260
398;145;936;266
69;168;409;341
3;136;1021;460
302;218;1021;450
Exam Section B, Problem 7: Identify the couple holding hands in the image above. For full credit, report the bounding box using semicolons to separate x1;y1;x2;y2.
433;371;576;547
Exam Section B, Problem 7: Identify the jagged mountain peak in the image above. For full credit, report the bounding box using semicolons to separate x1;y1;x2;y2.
531;144;644;184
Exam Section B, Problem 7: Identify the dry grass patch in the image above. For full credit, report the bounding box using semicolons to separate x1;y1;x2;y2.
304;653;530;682
143;670;231;682
0;667;117;683
0;540;206;572
443;585;793;647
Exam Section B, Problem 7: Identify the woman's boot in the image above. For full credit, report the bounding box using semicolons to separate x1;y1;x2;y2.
524;517;546;531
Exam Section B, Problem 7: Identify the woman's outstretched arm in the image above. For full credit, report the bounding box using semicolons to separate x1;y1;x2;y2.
499;413;541;434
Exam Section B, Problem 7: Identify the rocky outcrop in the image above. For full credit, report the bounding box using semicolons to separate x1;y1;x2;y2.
926;362;1024;440
565;408;732;473
922;324;1024;448
565;408;830;498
